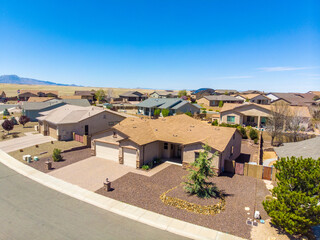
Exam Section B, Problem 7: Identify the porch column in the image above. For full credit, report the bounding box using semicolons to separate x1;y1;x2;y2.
257;116;261;128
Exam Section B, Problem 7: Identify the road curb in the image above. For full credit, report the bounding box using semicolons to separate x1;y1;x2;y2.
0;150;246;240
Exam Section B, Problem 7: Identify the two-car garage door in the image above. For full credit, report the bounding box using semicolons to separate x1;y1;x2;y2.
95;141;137;168
95;141;119;162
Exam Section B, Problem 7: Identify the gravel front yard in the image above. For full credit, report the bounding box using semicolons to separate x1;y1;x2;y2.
96;165;270;239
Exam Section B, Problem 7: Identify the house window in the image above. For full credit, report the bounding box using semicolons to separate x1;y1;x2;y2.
103;114;106;119
164;142;168;150
247;116;255;122
230;146;234;156
195;152;200;160
227;116;235;123
108;121;115;126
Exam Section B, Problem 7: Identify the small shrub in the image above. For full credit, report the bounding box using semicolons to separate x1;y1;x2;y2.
52;148;62;162
202;110;207;114
254;138;258;144
201;107;206;110
185;111;192;117
3;108;10;116
154;108;161;117
215;110;220;112
148;161;154;168
161;109;170;117
212;119;218;126
249;128;259;140
142;165;150;170
2;116;7;120
12;133;19;138
218;101;224;108
237;126;248;139
19;149;23;152
153;157;161;165
208;109;213;111
219;123;240;128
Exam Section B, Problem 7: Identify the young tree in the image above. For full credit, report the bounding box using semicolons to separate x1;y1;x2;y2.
263;157;320;235
218;100;224;108
287;109;308;142
95;89;105;103
3;108;10;116
178;89;187;98
19;115;30;127
249;128;258;140
184;144;219;198
161;108;170;117
2;119;14;134
153;108;160;117
266;102;289;146
52;148;62;162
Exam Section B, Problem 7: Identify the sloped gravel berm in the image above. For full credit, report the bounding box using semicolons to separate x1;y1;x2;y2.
0;150;246;240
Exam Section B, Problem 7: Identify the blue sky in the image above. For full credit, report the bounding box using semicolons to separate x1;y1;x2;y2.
0;0;319;92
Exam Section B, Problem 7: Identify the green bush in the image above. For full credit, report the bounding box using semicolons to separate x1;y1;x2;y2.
185;111;192;117
218;101;224;108
219;123;240;128
249;128;258;140
2;116;6;120
254;138;258;144
3;108;10;116
237;126;248;139
142;165;149;170
215;110;220;112
208;109;213;111
154;108;161;116
161;109;170;117
212;119;218;126
52;148;62;162
201;107;206;110
202;110;207;114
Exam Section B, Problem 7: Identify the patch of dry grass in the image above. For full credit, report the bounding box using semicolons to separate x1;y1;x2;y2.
9;140;84;161
0;122;38;141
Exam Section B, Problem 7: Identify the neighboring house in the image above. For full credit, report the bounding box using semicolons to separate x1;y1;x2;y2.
27;97;55;102
18;90;58;101
220;103;312;129
215;89;238;95
137;98;201;116
74;90;96;102
58;95;82;100
92;114;242;173
149;90;179;98
241;90;263;94
119;91;148;102
198;95;244;107
190;88;215;100
266;92;316;106
235;94;270;105
22;99;91;121
37;105;128;141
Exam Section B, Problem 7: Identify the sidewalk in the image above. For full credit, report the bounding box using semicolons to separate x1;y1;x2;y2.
0;150;246;240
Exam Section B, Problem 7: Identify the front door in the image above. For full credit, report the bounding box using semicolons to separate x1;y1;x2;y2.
85;125;89;135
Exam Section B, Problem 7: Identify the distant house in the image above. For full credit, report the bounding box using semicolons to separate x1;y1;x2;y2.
22;99;91;121
58;95;82;100
92;114;242;173
220;103;312;129
119;91;148;102
37;105;127;141
198;95;244;107
190;88;215;100
266;92;316;106
18;90;58;101
149;90;178;98
137;98;201;116
214;89;238;95
74;90;96;102
240;90;263;94
234;94;270;105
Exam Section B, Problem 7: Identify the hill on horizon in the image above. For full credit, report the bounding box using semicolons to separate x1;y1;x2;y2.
0;75;80;87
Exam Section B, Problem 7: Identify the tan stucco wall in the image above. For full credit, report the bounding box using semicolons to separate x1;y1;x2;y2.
220;111;242;125
54;111;125;141
238;105;270;117
220;131;242;171
197;98;210;106
250;95;270;104
142;141;162;165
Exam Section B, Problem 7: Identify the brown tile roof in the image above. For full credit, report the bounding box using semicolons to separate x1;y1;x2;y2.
113;114;238;152
271;93;315;106
237;93;264;100
27;97;55;102
20;90;58;95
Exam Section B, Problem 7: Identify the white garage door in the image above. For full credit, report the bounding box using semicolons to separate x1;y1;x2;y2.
95;141;119;162
123;148;137;168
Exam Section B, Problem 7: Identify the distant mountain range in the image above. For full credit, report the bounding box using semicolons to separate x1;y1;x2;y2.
0;75;80;86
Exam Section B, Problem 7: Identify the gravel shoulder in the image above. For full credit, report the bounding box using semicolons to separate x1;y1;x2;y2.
96;164;270;239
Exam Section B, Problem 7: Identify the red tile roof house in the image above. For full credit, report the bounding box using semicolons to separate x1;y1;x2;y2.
92;114;242;174
37;105;129;141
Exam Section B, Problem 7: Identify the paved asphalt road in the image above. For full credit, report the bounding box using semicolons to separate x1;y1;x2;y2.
0;163;188;240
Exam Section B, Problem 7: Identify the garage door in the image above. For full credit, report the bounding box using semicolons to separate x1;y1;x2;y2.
48;126;57;139
95;141;119;162
123;148;137;168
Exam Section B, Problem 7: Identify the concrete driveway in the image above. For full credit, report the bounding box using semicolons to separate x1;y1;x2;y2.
49;156;172;191
0;133;56;153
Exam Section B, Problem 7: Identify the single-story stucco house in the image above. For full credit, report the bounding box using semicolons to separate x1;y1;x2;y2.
119;91;148;102
149;90;179;98
136;98;201;116
37;105;129;141
234;94;270;105
92;114;242;173
220;102;312;129
198;95;244;107
22;99;91;121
